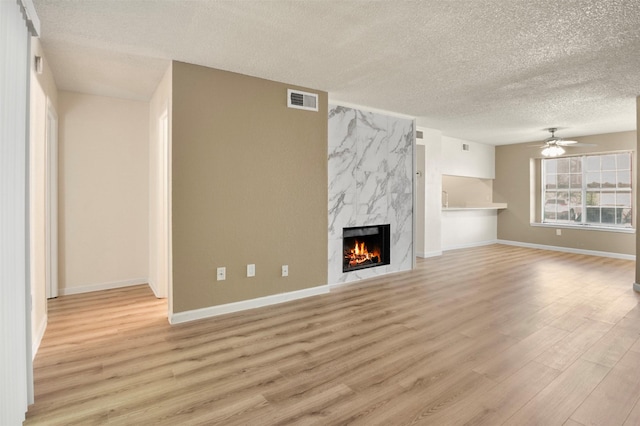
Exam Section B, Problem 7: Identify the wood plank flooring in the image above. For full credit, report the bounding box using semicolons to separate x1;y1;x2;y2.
24;244;640;425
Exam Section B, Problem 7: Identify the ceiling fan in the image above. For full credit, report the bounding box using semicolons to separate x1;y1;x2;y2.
534;128;591;157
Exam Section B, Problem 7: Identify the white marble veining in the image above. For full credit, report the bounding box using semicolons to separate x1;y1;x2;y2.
328;105;414;285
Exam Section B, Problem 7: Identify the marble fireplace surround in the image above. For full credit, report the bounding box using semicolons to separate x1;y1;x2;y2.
328;105;415;286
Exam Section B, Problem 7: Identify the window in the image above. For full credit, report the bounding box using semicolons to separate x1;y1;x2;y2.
542;152;632;228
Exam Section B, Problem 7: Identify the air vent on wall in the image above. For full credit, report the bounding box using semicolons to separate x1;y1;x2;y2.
287;89;318;112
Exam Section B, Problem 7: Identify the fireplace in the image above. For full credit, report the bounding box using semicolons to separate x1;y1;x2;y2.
343;224;390;272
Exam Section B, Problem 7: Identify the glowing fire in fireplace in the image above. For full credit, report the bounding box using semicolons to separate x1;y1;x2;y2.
345;240;381;268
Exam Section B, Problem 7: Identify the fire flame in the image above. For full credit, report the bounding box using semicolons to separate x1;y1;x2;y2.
346;240;381;268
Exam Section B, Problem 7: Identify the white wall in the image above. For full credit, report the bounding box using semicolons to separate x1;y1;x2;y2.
416;127;443;257
29;64;47;356
442;210;498;250
417;130;497;255
58;92;149;294
28;37;59;358
148;64;172;302
442;136;495;179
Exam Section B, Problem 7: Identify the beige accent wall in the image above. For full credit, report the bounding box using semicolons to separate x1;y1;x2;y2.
58;91;149;292
171;62;328;313
495;131;636;255
442;175;493;207
148;64;173;300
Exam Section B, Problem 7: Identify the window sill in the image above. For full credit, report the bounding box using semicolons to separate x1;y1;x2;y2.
530;222;636;234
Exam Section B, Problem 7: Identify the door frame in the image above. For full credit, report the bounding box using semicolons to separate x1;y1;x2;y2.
157;108;170;300
45;98;58;299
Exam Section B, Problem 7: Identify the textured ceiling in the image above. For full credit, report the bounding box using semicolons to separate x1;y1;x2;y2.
32;0;640;145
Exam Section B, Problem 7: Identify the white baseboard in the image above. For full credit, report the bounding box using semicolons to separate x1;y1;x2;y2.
497;240;636;261
147;278;160;298
32;315;47;360
58;278;149;296
416;250;443;258
443;239;498;252
169;285;330;324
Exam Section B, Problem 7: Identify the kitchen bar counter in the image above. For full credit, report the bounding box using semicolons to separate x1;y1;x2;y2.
442;203;507;211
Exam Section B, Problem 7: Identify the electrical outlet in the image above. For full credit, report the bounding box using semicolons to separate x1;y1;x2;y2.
556;229;562;236
247;264;255;277
216;267;226;281
282;265;288;277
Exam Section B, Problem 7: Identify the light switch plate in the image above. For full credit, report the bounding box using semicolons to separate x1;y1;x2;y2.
282;265;288;277
247;264;255;277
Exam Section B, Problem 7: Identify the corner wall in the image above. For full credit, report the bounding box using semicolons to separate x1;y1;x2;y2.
148;64;172;301
171;62;328;314
328;105;414;285
29;37;58;357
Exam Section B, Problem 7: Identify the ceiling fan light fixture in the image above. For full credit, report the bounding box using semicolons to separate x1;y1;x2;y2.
541;145;565;157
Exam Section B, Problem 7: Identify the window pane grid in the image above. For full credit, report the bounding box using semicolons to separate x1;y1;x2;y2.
542;152;632;228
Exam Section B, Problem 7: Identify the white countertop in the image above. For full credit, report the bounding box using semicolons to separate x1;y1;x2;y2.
442;203;507;211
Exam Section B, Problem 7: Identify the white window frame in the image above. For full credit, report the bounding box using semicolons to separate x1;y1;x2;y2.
541;151;633;231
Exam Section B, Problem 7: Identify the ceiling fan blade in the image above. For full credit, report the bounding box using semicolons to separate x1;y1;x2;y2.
569;142;597;147
556;140;578;146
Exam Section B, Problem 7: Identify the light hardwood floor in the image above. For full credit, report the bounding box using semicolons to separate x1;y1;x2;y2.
25;244;640;425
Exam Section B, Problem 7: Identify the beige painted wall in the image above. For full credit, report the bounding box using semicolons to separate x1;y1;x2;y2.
171;62;328;313
58;91;149;292
442;175;493;207
148;64;172;300
495;131;636;255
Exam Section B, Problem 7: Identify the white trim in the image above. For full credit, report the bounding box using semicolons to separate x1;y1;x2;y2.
169;285;330;324
58;278;148;296
154;107;170;300
443;239;498;252
45;99;58;299
634;282;640;293
31;315;46;360
416;250;443;258
497;239;635;261
165;97;174;317
147;278;161;298
411;122;420;269
530;222;635;234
